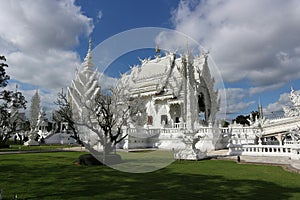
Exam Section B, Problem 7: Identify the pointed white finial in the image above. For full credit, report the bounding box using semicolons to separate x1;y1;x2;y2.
82;38;94;70
258;97;264;119
88;38;92;53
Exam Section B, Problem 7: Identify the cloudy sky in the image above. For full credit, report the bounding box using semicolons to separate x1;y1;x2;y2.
0;0;300;120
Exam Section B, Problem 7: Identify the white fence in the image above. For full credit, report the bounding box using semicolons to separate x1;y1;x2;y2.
285;141;300;146
228;144;300;160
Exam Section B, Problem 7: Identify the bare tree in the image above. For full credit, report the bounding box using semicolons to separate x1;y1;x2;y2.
88;88;130;153
53;90;81;144
54;86;139;155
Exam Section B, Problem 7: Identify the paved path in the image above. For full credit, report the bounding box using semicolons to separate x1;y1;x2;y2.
239;155;300;173
209;149;300;173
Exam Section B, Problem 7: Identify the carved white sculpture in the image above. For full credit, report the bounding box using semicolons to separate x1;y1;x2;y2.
67;39;101;144
283;87;300;117
67;39;100;123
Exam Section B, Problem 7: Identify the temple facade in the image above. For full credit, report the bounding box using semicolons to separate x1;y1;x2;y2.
118;51;219;129
117;50;223;151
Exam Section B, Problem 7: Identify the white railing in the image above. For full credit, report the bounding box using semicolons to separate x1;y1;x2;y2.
220;128;230;133
160;128;182;134
242;145;293;156
126;128;161;137
172;123;186;129
285;141;300;145
230;127;258;134
228;144;300;159
126;126;253;136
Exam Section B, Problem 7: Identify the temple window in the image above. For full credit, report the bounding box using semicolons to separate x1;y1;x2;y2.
147;116;153;125
161;115;168;125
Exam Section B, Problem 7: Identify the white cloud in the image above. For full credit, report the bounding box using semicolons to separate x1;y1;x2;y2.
249;83;284;96
97;10;103;20
263;89;297;117
171;0;300;90
219;88;255;116
0;0;94;117
0;0;94;90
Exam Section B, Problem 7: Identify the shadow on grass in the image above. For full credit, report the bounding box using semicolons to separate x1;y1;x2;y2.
0;153;299;200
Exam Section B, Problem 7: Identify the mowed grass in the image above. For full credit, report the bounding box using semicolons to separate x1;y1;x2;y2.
0;144;78;152
0;152;300;200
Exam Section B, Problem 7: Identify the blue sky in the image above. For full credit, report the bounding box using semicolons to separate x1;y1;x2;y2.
1;0;300;121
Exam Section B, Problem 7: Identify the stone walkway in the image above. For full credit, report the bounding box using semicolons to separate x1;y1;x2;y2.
238;155;300;173
209;149;300;173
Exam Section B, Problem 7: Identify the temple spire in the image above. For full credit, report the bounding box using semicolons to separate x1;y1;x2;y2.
82;38;94;70
258;97;263;119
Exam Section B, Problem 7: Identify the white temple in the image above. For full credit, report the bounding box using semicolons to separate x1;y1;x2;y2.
66;40;300;160
66;41;225;158
118;50;219;128
117;49;223;154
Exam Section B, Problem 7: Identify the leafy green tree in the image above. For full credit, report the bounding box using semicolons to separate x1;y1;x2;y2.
0;56;27;147
234;115;249;126
233;111;261;126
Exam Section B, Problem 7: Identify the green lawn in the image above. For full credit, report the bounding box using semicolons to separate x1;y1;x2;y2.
0;152;300;200
0;144;79;152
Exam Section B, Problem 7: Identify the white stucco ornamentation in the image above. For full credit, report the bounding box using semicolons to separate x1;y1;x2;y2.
67;39;101;144
283;87;300;117
117;49;222;156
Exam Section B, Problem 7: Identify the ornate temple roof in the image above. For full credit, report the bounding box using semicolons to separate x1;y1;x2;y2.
118;52;207;98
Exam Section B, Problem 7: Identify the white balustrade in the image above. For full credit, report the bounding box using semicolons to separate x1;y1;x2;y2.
220;128;230;133
172;123;186;129
228;144;300;159
241;145;293;156
285;141;300;146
